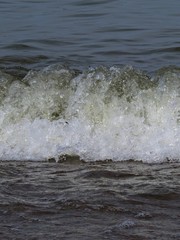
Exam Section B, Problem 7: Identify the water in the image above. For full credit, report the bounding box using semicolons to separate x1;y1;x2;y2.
0;0;180;70
0;161;180;240
0;64;180;162
0;1;180;239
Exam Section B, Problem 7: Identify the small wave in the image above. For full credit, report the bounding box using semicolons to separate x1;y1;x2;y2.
80;170;135;179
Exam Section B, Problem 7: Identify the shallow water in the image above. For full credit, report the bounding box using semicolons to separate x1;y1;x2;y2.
0;160;179;240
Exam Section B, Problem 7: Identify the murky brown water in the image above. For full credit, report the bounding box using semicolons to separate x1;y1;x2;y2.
0;160;179;240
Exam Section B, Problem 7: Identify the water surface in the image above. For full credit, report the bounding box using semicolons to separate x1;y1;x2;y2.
0;0;180;70
0;160;179;240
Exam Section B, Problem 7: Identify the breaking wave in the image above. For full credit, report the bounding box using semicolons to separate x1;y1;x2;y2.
0;64;179;162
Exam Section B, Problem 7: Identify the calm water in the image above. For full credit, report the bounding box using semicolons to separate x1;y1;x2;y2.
0;0;180;70
0;1;180;239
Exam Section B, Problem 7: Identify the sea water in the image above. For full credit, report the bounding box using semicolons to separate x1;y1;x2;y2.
0;1;180;239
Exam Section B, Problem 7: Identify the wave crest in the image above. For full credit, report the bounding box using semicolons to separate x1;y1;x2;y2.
0;64;179;162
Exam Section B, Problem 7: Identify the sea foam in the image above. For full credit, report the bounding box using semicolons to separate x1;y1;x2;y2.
0;65;179;162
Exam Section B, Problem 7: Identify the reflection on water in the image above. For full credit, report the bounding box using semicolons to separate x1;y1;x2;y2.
0;160;179;240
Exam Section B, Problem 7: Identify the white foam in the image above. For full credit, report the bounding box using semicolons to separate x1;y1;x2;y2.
0;65;179;162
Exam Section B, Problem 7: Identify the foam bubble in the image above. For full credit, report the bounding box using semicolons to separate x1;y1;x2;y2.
0;65;179;162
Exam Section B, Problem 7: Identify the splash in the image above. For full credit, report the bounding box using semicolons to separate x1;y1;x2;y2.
0;65;179;162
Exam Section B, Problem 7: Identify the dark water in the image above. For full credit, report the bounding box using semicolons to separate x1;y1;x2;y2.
0;160;180;240
0;1;180;239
